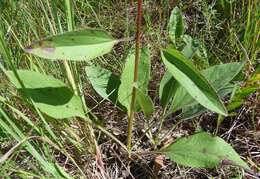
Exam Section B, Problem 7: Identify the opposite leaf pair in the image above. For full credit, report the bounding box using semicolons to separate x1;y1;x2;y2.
86;47;154;117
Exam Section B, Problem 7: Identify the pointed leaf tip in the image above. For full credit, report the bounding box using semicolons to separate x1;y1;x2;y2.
161;48;227;116
25;29;118;61
161;132;249;169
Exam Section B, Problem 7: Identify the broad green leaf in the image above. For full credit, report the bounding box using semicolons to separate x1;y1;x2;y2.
162;48;227;116
169;7;185;44
85;65;121;105
161;132;249;169
86;65;153;115
159;41;197;109
202;62;245;90
6;70;85;119
136;89;154;117
181;104;207;120
182;83;235;120
217;83;237;96
25;29;118;61
171;85;195;112
159;71;178;108
171;61;245;112
118;47;151;113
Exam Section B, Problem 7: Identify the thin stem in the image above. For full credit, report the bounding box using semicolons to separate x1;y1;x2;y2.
64;0;99;156
65;0;75;31
154;107;167;145
214;114;224;136
157;117;183;145
127;0;143;153
130;0;134;7
97;125;128;151
63;60;78;95
64;0;78;95
131;119;159;149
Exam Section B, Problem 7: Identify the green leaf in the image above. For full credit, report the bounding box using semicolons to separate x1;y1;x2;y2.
182;83;235;120
171;85;196;112
6;70;85;119
181;104;207;120
227;86;257;111
118;47;151;113
159;71;178;108
136;89;154;117
86;64;153;116
25;29;118;61
0;95;6;102
169;7;185;44
170;61;245;113
159;41;197;109
85;65;121;105
181;35;200;59
162;48;227;116
202;62;245;90
228;68;259;111
161;132;249;169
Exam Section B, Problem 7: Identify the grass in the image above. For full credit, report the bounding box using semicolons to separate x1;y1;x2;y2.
0;0;259;178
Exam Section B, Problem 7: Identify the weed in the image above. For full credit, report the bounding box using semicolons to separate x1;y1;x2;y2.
0;0;259;178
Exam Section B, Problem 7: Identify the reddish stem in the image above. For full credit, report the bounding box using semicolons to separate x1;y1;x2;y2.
127;0;143;153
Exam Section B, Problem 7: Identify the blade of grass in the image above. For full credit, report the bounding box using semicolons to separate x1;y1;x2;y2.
0;29;60;145
0;108;69;178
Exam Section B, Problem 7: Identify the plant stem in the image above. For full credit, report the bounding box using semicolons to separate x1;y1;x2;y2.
154;107;167;145
65;0;100;157
157;117;183;145
97;125;128;151
65;0;75;31
127;0;143;154
63;61;78;95
214;114;224;136
64;0;78;95
130;0;134;7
